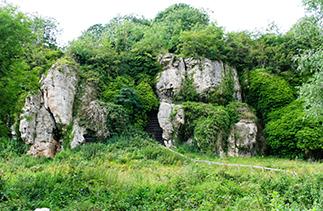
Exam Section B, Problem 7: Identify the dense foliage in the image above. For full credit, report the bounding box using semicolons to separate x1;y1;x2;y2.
244;69;295;120
265;100;323;158
1;1;322;159
177;102;254;153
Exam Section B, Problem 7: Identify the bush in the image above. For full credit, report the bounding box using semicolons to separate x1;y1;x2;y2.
177;25;225;60
244;69;294;119
193;116;228;153
179;102;235;153
265;100;323;158
102;76;158;128
104;103;130;136
174;75;199;102
136;81;159;112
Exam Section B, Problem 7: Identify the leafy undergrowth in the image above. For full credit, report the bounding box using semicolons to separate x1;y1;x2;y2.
0;132;322;210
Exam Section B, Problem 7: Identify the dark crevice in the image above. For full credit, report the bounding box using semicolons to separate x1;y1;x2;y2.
40;90;62;142
145;110;164;145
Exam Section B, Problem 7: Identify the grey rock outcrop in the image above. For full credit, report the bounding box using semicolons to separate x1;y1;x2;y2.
41;62;78;126
156;54;242;102
71;100;109;149
157;101;184;147
19;92;59;157
156;54;242;148
227;119;258;157
156;54;260;156
70;80;112;149
70;81;98;149
19;61;79;157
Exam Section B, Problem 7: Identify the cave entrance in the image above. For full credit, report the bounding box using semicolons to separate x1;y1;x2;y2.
145;110;164;145
83;129;97;142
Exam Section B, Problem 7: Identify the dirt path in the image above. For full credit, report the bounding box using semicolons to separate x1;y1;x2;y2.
166;147;297;175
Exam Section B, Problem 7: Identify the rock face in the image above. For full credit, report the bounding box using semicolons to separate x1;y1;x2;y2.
227;119;258;156
156;54;259;156
156;53;242;102
157;102;184;147
41;63;78;126
19;60;114;156
19;93;59;157
157;54;242;148
19;61;79;157
71;100;109;149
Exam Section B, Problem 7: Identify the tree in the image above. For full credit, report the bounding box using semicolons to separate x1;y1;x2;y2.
298;50;323;119
177;24;225;60
30;16;60;48
0;5;32;76
303;0;323;21
154;3;210;52
0;5;61;137
223;31;254;71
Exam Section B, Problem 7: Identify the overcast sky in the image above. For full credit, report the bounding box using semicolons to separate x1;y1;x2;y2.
3;0;305;45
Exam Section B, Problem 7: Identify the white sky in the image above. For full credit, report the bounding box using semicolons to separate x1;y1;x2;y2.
3;0;306;46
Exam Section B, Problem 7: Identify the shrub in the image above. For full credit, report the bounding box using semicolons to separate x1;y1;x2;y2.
174;75;199;102
177;24;225;60
193;116;228;153
104;103;130;136
265;100;323;158
136;81;159;112
0;138;27;158
244;69;294;119
179;102;234;153
207;66;235;105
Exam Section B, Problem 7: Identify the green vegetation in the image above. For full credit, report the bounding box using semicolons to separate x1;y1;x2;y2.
0;133;322;210
177;102;254;153
178;24;225;60
244;69;295;119
0;1;322;209
265;100;323;158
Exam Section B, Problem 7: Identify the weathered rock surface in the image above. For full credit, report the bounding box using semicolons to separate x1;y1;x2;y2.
156;53;242;102
156;54;260;156
41;63;78;126
227;119;258;156
157;54;186;102
157;101;184;147
19;92;59;157
71;100;109;149
19;61;79;157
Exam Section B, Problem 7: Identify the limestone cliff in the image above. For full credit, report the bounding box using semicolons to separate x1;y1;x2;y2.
156;54;261;156
19;61;78;157
156;53;242;102
19;60;111;157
